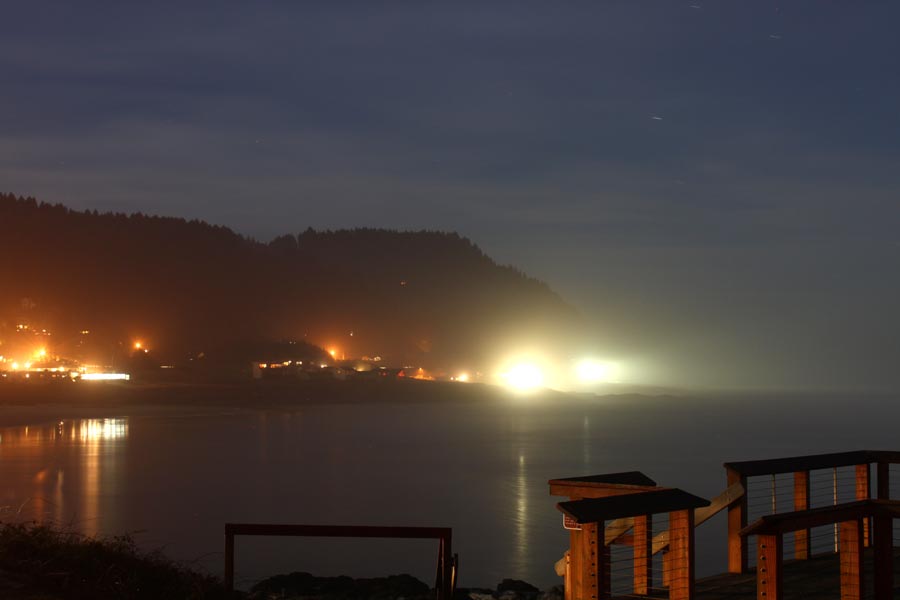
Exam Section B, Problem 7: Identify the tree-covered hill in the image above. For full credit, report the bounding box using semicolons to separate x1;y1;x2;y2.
0;193;578;370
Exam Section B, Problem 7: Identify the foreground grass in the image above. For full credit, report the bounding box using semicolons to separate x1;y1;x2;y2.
0;522;239;600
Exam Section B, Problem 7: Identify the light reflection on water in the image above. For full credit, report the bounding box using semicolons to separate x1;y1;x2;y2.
0;418;128;536
0;394;897;589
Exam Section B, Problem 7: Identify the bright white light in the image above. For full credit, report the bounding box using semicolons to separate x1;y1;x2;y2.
576;360;611;383
504;363;544;391
455;372;470;383
80;373;131;381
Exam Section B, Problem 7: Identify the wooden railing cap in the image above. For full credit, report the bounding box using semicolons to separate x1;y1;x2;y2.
224;523;453;539
724;450;900;477
740;499;900;537
557;488;710;524
548;471;657;489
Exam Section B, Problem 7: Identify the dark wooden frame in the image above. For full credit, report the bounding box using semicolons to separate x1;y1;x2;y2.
223;523;457;600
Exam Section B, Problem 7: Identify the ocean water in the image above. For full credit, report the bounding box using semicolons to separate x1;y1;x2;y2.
0;391;896;590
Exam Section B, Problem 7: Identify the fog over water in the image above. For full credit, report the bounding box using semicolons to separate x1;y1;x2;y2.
0;392;897;591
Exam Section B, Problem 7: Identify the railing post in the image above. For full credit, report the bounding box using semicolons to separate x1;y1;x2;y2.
435;538;445;600
581;521;610;600
569;529;583;599
633;515;652;596
757;534;783;600
224;528;235;592
854;464;871;546
727;466;748;573
839;519;864;600
793;470;810;560
668;509;695;600
873;514;893;600
876;461;889;499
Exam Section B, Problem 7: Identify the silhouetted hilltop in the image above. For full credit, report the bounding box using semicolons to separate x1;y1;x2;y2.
0;193;578;369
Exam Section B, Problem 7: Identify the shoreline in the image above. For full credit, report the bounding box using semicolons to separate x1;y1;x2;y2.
0;521;561;600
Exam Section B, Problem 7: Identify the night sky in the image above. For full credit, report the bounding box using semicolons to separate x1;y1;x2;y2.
3;1;899;390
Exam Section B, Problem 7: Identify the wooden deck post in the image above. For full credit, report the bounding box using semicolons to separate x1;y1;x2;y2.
756;534;782;600
873;515;893;600
876;461;889;499
793;471;810;560
727;467;748;573
581;522;610;600
569;529;583;600
633;515;652;596
855;464;871;547
668;509;695;600
839;519;864;600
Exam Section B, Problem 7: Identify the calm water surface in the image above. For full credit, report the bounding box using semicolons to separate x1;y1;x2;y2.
0;392;896;589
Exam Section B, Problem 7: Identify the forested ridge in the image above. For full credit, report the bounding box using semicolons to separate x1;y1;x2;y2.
0;193;577;368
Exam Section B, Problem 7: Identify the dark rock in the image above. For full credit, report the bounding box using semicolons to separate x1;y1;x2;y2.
496;579;539;594
494;579;540;600
537;585;564;600
249;571;431;599
454;587;495;600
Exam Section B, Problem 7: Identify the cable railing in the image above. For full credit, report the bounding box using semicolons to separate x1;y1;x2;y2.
550;450;900;600
725;450;900;574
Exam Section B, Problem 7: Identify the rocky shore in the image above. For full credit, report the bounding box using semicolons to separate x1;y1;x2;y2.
0;522;562;600
249;572;563;600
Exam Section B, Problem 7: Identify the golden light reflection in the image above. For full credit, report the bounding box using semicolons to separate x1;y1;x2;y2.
514;451;529;572
0;419;128;534
77;418;128;537
78;418;129;441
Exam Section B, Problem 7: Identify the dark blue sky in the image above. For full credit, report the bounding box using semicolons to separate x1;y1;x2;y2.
3;1;899;389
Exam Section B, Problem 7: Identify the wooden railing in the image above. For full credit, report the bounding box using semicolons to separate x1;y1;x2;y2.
223;523;457;600
740;499;900;600
550;450;900;599
723;449;900;573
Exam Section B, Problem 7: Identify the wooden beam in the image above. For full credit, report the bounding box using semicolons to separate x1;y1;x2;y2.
793;471;810;560
662;548;671;589
604;517;634;545
633;515;651;596
839;519;863;600
668;509;695;600
756;534;783;600
727;467;748;573
652;529;670;555
651;481;745;556
854;464;870;546
694;480;746;526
